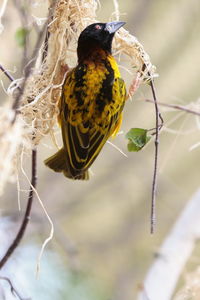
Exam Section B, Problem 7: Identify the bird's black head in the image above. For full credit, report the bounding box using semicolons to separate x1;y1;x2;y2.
77;21;125;62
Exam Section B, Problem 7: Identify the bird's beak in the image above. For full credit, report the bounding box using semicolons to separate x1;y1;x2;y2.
105;21;126;34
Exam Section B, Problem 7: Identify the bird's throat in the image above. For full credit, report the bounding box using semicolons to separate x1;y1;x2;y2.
77;43;111;64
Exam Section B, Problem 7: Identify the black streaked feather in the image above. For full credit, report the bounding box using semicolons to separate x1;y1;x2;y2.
95;60;114;112
74;64;87;107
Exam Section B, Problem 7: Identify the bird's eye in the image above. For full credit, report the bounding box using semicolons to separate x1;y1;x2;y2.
95;24;102;30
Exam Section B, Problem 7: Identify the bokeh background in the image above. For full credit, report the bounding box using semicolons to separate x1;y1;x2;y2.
1;0;200;299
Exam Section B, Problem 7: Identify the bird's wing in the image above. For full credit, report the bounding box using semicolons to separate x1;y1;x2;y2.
84;76;126;169
110;77;126;137
60;99;90;172
58;68;89;175
84;115;117;170
59;66;126;175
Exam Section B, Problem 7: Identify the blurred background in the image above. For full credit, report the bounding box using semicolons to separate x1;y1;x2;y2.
1;0;200;299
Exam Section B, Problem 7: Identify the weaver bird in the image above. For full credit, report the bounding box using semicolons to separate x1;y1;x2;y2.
45;21;126;179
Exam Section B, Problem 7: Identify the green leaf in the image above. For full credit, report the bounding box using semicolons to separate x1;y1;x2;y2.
125;128;151;152
15;27;29;47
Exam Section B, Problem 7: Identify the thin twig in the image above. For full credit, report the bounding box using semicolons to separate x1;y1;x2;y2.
0;2;54;271
0;276;30;300
0;64;37;272
148;72;163;234
0;64;21;91
0;149;37;270
146;99;200;117
0;69;37;269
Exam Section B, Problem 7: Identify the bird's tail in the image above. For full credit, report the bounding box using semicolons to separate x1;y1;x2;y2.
44;148;89;180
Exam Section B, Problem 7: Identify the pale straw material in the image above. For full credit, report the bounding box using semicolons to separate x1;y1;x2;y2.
0;107;24;195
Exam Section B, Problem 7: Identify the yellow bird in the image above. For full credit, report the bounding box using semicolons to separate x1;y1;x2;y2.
44;21;127;179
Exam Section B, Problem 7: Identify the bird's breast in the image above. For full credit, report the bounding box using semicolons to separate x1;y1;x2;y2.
62;55;124;133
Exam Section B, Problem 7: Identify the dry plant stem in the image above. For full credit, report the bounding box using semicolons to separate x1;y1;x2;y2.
0;276;28;300
146;98;200;117
149;75;163;234
0;149;37;270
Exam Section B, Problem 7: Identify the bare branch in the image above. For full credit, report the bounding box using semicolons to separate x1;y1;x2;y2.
146;98;200;117
0;276;30;300
1;55;38;270
148;72;164;234
0;64;21;91
0;149;37;270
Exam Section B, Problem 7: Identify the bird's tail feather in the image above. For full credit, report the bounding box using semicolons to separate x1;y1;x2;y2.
44;148;66;173
44;148;89;180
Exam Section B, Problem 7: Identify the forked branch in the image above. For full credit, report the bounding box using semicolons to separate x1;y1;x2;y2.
0;276;29;300
148;72;164;234
0;149;37;269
